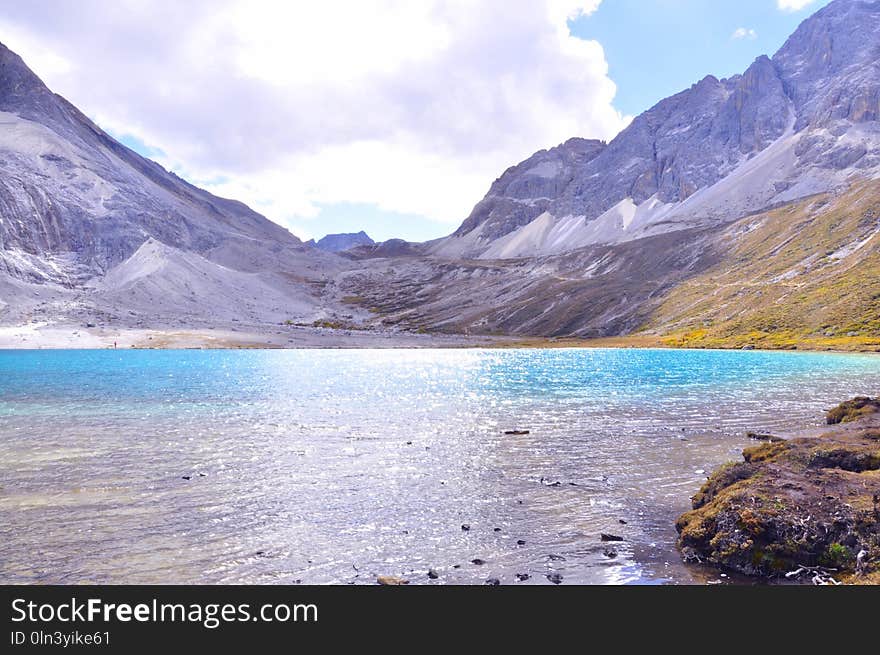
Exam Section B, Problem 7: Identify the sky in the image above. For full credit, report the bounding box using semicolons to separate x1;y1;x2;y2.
0;0;830;243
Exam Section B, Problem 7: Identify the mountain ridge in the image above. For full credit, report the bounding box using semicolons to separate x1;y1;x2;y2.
1;0;879;349
307;231;375;253
0;40;357;336
430;0;880;261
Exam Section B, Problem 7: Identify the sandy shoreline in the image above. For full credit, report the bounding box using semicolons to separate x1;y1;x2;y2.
2;322;880;353
0;322;507;349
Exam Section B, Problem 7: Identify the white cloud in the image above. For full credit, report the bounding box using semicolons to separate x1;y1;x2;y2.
731;27;758;40
776;0;816;12
0;0;629;239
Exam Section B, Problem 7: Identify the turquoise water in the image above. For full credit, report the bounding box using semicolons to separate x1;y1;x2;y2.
1;348;878;584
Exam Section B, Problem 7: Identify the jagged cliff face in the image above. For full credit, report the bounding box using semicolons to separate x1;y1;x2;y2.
435;0;880;260
452;137;607;240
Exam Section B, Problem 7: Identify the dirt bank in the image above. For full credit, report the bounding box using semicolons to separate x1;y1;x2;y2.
676;398;880;584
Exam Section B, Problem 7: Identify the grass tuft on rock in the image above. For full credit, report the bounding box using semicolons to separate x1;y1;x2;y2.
826;397;880;425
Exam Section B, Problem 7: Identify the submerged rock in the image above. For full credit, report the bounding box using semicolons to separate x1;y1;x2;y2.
546;573;563;585
600;533;624;542
677;401;880;581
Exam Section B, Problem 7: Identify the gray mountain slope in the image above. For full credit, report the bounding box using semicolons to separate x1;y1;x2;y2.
0;41;350;330
0;42;302;277
433;0;880;260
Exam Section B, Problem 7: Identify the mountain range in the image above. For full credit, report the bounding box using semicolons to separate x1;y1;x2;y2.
1;0;879;348
307;231;375;253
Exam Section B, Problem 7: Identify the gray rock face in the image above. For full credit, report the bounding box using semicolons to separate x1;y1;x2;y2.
774;0;880;130
454;138;606;239
308;231;375;252
442;0;880;258
0;41;311;285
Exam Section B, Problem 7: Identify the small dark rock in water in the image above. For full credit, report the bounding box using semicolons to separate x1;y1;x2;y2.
601;533;624;542
485;578;501;586
461;524;471;531
546;573;563;585
504;430;530;435
603;548;618;559
471;559;486;566
516;539;527;546
493;527;502;532
547;554;566;561
618;519;627;525
427;569;439;579
181;475;191;480
452;564;461;569
515;573;530;582
742;345;755;350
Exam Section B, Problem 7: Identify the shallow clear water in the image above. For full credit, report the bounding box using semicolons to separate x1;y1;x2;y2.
1;348;879;585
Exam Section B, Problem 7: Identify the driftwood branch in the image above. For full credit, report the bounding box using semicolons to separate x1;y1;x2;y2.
785;564;841;585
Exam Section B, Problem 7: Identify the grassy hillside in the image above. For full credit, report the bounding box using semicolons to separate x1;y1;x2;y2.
644;179;880;351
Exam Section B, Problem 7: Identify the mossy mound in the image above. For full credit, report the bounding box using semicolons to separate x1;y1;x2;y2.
826;397;880;425
676;413;880;581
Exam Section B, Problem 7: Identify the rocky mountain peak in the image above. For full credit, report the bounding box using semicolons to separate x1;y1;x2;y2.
309;231;375;253
0;40;311;288
436;0;880;260
774;0;880;129
0;40;66;127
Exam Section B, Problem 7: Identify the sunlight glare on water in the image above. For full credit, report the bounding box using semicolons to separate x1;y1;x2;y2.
1;348;879;585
